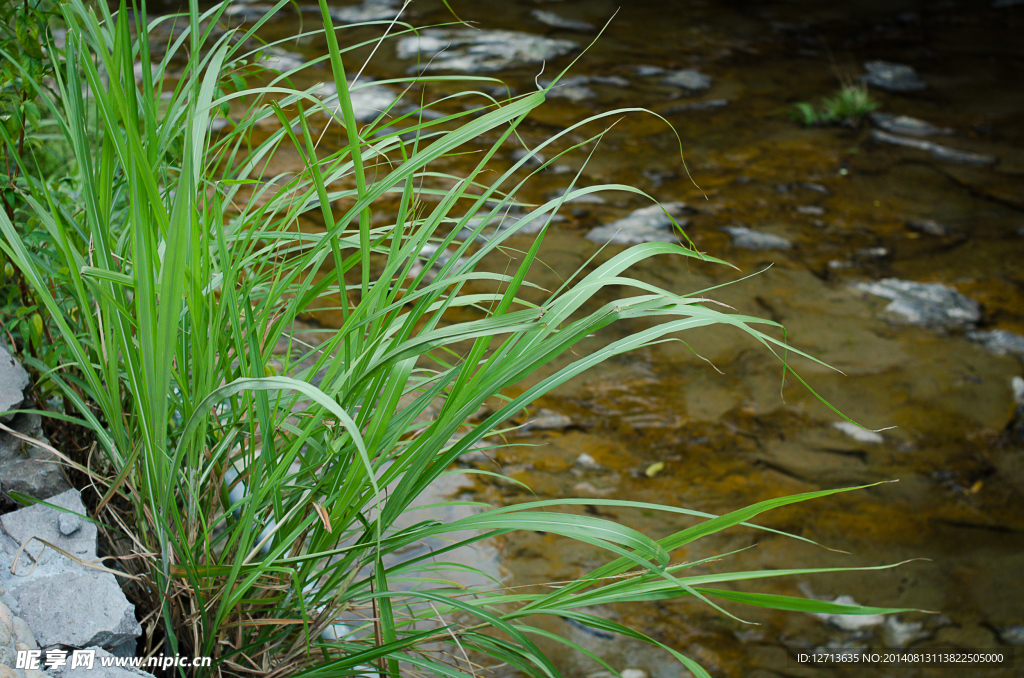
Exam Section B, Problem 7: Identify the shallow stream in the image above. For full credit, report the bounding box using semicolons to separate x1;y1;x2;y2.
197;0;1024;675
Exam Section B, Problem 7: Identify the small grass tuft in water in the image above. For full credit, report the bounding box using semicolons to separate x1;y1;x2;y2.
791;85;879;127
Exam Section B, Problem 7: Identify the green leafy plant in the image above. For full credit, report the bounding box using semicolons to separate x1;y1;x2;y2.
0;1;911;676
791;84;879;127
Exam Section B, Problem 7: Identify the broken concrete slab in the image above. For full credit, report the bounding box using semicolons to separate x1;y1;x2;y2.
0;491;140;656
0;347;28;423
0;414;71;503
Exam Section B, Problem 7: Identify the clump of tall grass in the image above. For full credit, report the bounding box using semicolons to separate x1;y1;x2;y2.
0;0;910;676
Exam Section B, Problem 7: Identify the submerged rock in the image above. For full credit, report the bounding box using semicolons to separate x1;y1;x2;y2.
906;218;955;237
663;98;729;114
997;623;1024;645
312;81;399;123
662;69;712;90
304;0;402;24
861;61;927;92
585;202;690;245
833;421;883;444
721;226;792;250
396;29;577;73
812;594;886;631
258;49;306;73
967;329;1024;359
454;210;561;243
870;129;997;166
531;9;595;32
855;278;981;329
870;112;953;137
523;408;573;431
883;616;928;647
0;346;28;422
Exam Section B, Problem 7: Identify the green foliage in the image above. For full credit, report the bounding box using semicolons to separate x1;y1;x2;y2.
0;0;909;676
791;85;879;127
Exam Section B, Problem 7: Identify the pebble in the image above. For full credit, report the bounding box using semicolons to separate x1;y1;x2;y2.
861;61;927;92
57;513;81;536
855;278;981;329
796;205;825;215
575;453;601;470
721;225;793;250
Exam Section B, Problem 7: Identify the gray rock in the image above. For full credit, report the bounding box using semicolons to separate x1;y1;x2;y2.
531;9;594;32
796;205;825;215
721;226;792;250
0;491;141;654
575;453;601;470
967;329;1024;359
0;414;71;502
855;278;981;329
396;29;577;74
662;69;712;90
0;347;28;423
906;219;954;237
47;647;150;678
12;573;140;651
585;202;690;245
870;129;997;166
862;61;927;92
870;112;953;137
